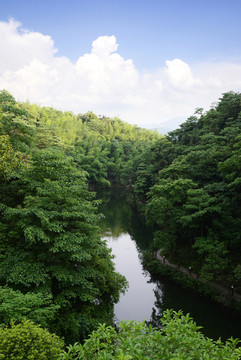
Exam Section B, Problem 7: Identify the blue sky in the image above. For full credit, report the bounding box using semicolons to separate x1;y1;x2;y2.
0;0;241;130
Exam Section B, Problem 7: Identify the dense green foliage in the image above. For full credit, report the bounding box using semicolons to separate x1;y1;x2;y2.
1;88;241;355
1;150;129;341
1;311;240;359
127;92;241;291
0;90;142;342
22;101;160;187
60;310;241;359
0;89;161;344
0;320;64;360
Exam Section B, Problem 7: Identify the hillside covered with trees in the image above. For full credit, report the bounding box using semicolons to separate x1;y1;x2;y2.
132;92;241;290
0;89;160;342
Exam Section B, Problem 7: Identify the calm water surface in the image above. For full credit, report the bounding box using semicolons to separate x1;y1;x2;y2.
98;188;241;340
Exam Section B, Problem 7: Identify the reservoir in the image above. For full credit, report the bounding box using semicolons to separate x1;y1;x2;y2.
99;188;241;341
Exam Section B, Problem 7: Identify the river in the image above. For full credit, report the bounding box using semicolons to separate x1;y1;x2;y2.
98;188;241;341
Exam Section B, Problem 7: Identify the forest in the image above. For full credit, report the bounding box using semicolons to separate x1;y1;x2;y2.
1;89;241;358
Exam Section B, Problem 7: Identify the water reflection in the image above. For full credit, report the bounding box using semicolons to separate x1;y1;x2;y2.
98;188;241;340
99;188;153;249
104;233;158;322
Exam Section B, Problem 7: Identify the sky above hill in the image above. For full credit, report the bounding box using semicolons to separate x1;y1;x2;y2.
1;0;241;130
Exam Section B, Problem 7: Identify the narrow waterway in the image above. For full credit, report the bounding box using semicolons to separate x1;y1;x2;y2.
98;188;241;341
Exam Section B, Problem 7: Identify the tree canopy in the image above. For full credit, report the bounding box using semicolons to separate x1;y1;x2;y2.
1;89;241;352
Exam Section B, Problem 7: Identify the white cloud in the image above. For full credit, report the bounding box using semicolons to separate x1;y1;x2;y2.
0;19;241;130
91;35;118;57
165;59;196;89
75;41;139;97
0;19;56;73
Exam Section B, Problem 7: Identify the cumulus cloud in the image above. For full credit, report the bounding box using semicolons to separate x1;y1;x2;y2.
0;19;56;73
0;19;241;129
165;59;197;89
75;36;138;97
92;35;118;56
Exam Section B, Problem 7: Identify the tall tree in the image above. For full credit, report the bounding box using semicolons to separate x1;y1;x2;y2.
0;150;127;342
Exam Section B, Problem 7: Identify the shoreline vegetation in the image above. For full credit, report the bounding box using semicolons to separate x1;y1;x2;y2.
155;249;241;304
142;250;241;315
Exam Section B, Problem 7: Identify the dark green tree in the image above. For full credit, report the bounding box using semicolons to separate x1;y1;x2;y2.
0;150;127;342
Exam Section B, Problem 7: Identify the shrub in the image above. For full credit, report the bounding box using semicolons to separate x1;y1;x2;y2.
60;310;241;359
0;319;64;360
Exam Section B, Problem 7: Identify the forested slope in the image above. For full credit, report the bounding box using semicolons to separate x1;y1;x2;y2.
1;90;149;342
0;90;160;343
130;92;241;291
22;99;160;187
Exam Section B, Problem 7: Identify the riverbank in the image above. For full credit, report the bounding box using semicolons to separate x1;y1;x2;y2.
100;187;241;340
142;251;241;314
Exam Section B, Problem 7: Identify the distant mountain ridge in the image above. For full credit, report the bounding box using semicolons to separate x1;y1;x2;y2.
146;117;185;134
